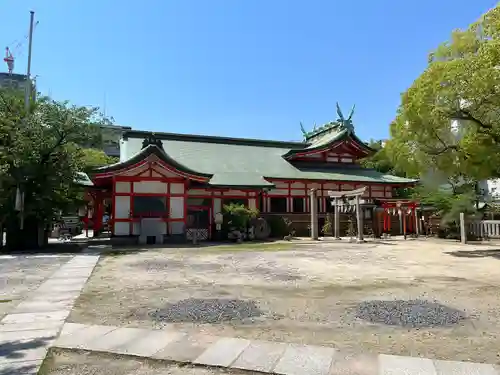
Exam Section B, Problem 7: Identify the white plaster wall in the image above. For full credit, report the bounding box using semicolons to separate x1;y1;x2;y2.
133;181;168;194
170;221;184;235
268;188;288;195
170;196;184;219
115;196;130;219
213;198;222;217
248;198;256;210
225;190;246;196
115;181;131;193
170;183;184;194
132;221;140;235
114;222;129;236
119;138;128;162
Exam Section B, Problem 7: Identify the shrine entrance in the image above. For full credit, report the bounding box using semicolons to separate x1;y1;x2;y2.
327;187;368;242
186;198;212;242
379;200;419;239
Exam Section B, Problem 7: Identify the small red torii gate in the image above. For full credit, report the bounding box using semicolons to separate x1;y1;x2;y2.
379;199;419;239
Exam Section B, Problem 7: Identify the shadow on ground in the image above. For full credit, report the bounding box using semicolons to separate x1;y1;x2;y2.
445;249;500;259
0;336;55;374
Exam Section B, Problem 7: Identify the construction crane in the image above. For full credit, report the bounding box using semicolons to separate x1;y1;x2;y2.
4;47;14;74
3;20;38;74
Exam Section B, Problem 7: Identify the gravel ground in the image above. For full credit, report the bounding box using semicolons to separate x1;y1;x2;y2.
40;349;259;375
69;240;500;364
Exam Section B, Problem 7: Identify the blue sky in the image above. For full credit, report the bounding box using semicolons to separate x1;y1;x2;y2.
2;1;497;142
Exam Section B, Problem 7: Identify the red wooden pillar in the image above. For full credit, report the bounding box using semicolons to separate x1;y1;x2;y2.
93;192;104;237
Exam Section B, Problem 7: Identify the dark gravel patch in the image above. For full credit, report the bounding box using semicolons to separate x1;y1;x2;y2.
356;299;467;328
149;298;265;323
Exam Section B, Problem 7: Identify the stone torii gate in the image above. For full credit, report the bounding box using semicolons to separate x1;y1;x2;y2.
328;186;367;242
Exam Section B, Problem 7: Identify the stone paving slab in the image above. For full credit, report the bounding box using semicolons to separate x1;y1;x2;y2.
329;352;379;375
274;344;336;375
40;277;89;287
153;332;220;363
434;360;499;375
0;328;59;342
232;340;287;373
13;299;75;313
0;340;49;364
0;320;64;332
35;283;86;293
27;291;81;302
1;310;69;324
52;322;500;375
193;337;251;367
110;329;186;357
54;324;117;349
85;327;158;353
0;359;41;375
58;322;87;337
379;354;437;375
0;254;100;374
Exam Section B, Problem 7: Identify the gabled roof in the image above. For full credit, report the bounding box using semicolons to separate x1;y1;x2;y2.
109;131;417;187
284;122;375;159
93;143;212;181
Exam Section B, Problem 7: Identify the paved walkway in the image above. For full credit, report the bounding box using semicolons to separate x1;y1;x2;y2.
0;255;100;374
53;322;500;375
2;252;500;374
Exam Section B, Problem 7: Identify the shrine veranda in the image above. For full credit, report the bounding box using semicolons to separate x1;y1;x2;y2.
84;117;418;241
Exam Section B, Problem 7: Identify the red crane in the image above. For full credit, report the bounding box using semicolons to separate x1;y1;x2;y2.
4;47;14;74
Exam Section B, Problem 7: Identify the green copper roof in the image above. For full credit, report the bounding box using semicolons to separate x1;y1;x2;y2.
106;131;416;187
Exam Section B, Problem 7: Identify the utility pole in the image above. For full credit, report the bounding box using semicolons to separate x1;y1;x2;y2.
24;10;35;112
17;10;35;231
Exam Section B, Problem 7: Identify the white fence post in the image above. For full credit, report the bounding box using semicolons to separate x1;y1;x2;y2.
468;219;500;240
460;212;466;244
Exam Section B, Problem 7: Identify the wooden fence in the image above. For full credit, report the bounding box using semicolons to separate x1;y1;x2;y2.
468;220;500;239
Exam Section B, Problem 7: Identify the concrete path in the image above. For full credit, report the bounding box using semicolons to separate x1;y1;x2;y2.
0;255;100;375
53;322;500;375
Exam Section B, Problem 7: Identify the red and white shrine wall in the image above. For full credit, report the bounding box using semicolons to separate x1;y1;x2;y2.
110;177;395;236
261;180;393;214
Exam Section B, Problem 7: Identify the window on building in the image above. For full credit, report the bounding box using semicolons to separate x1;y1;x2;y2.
292;197;305;212
132;196;167;218
269;197;287;213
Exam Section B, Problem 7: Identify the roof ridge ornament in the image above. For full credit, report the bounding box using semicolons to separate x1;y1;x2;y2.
336;102;355;133
141;132;164;150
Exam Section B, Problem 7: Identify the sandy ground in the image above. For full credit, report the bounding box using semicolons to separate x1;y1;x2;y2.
69;239;500;364
40;349;257;375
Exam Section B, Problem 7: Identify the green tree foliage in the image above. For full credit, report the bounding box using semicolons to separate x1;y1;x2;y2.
388;5;500;183
383;6;500;224
81;148;118;172
360;139;414;198
0;88;114;249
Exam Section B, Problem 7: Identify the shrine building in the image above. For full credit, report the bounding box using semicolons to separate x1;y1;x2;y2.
87;114;417;242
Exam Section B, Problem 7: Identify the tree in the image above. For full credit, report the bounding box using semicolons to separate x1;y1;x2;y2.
360;139;414;198
388;5;500;183
0;88;113;250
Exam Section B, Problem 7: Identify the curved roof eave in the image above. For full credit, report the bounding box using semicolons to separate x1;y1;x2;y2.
91;144;212;179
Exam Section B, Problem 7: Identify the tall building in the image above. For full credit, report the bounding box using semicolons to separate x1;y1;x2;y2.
0;72;36;101
100;124;132;158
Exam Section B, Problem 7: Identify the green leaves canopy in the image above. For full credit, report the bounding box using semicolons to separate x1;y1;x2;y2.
387;6;500;183
0;88;114;223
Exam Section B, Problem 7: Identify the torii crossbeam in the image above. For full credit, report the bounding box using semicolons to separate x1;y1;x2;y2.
328;187;367;242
